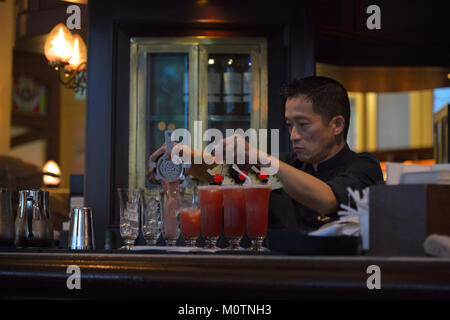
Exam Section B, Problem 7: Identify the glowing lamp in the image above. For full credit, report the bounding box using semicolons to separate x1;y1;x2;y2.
44;23;74;63
44;23;87;93
67;34;87;71
42;160;62;187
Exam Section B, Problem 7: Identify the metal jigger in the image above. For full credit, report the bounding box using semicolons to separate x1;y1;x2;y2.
68;207;96;250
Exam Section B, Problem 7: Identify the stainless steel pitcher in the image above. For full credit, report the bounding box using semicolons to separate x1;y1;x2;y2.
0;188;15;247
39;190;54;243
15;190;53;248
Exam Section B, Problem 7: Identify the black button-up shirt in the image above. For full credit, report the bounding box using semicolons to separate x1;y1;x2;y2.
268;144;384;233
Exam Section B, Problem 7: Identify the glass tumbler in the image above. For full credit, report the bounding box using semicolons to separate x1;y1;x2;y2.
117;188;142;250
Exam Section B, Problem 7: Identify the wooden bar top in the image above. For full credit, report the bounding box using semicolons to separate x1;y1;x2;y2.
1;251;450;299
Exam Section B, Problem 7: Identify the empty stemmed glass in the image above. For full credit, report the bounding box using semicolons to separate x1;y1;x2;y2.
141;188;162;246
117;188;142;250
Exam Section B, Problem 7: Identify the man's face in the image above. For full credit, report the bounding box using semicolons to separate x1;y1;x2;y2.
285;95;337;164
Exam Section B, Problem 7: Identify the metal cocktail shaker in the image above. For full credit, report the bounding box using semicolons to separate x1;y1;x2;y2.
68;207;96;250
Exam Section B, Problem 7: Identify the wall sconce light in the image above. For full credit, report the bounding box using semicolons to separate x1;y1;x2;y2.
44;23;87;93
42;160;62;187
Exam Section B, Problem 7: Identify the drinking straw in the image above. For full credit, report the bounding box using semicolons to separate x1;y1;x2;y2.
231;164;251;184
339;203;360;216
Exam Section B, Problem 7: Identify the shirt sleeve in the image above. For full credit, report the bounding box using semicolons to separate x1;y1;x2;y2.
326;153;384;206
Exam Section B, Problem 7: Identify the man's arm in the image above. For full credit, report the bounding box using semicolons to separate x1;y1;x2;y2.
266;152;383;217
219;134;339;216
149;136;339;216
269;157;339;217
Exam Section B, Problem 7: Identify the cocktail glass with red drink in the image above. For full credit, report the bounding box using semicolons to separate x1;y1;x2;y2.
161;181;181;246
243;184;271;251
222;185;246;249
198;185;223;249
179;193;201;247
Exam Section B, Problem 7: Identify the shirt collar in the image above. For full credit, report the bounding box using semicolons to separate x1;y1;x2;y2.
301;144;352;173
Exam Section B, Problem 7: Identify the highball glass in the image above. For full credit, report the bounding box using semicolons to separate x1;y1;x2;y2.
179;189;200;247
243;185;271;252
198;185;223;249
222;185;246;250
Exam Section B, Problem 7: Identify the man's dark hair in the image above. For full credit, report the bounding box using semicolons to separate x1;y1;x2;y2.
281;76;351;140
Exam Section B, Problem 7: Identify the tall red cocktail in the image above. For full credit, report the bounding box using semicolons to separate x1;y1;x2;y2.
244;185;271;251
161;181;181;246
222;185;246;249
198;186;223;248
180;207;201;246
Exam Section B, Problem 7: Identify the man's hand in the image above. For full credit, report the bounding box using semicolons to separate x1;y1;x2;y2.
149;143;167;163
218;134;259;165
148;143;216;183
218;134;273;169
148;142;190;163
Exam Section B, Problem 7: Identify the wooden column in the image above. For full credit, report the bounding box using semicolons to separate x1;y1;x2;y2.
0;0;14;155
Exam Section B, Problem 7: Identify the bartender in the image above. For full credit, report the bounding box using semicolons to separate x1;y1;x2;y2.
221;76;383;233
150;76;383;233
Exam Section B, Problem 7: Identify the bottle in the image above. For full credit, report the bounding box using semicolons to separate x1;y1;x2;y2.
104;229;112;250
207;57;222;115
223;55;243;115
243;57;252;115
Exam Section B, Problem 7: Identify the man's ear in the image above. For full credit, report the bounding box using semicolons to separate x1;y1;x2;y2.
331;115;345;136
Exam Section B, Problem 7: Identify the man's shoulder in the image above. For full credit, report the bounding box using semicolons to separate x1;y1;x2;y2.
348;151;384;181
353;151;381;165
337;146;381;169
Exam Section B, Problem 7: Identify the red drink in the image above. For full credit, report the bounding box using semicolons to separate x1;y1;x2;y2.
180;207;201;238
161;181;181;246
244;185;271;238
198;186;223;244
222;186;246;238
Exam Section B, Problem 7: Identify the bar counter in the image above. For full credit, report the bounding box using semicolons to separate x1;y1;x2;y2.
1;250;450;300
